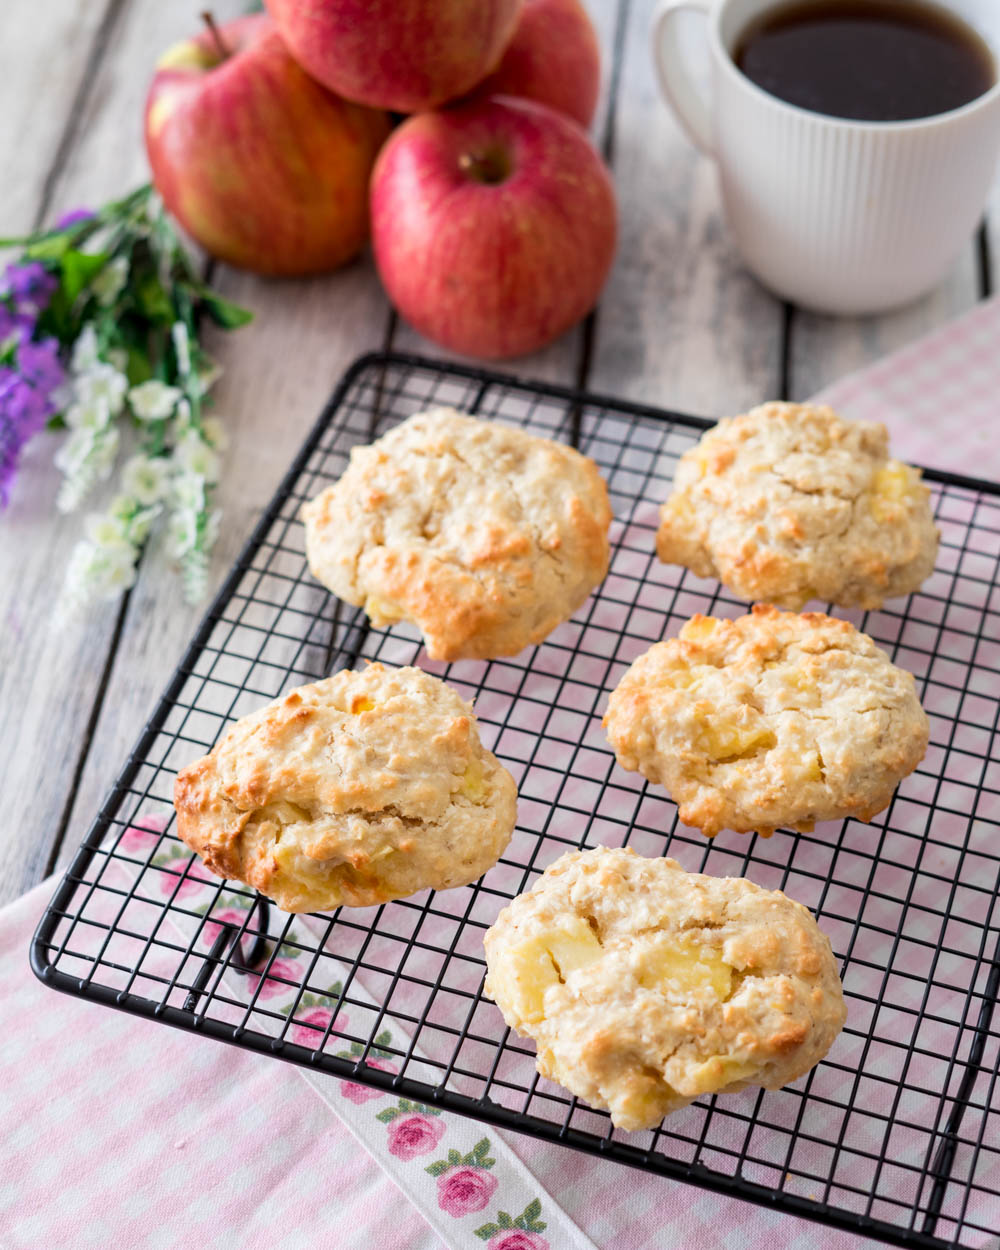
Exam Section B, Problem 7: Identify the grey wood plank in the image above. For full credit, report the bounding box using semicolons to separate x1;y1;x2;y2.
787;252;981;402
390;0;624;386
0;0;253;904
587;0;783;413
0;0;116;234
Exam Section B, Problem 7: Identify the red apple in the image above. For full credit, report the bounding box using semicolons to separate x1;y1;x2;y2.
371;96;617;360
263;0;523;113
470;0;601;129
144;14;391;276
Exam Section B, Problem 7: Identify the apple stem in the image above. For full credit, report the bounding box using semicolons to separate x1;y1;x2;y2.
458;149;510;186
200;10;231;60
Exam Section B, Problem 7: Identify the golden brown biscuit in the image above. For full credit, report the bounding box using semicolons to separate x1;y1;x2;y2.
301;407;612;661
173;664;517;912
657;402;939;609
603;606;928;837
484;846;846;1132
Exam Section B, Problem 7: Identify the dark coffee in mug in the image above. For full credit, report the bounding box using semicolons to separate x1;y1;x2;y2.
735;0;995;122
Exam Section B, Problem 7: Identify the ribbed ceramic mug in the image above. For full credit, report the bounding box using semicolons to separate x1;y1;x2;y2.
651;0;1000;314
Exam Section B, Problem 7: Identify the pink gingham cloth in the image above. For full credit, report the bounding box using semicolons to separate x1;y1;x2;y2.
4;297;1000;1250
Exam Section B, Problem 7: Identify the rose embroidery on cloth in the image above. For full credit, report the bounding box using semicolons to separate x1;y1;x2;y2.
476;1199;549;1247
377;1100;446;1160
119;812;169;855
159;854;217;899
291;1007;350;1048
283;985;347;1047
247;957;302;1000
335;1034;399;1102
485;1233;549;1250
200;907;247;946
425;1137;498;1216
437;1166;499;1217
340;1057;398;1104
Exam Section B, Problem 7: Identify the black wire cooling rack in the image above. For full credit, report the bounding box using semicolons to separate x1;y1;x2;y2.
32;352;1000;1249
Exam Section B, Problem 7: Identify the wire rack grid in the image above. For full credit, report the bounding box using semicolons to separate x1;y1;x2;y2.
32;352;1000;1249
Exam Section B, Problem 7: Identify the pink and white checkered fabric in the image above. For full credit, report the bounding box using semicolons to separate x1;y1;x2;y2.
5;298;1000;1250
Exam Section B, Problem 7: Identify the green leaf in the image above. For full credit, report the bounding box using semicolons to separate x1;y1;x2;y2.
375;1108;398;1123
46;413;67;431
474;1224;499;1241
61;249;110;304
529;1221;547;1233
22;234;72;261
135;271;175;323
125;345;153;387
522;1199;542;1225
374;1029;392;1048
497;1212;513;1230
472;1137;491;1160
447;1149;461;1166
424;1161;449;1177
198;287;253;329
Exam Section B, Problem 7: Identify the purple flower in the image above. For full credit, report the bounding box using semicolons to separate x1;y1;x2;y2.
437;1167;498;1216
0;370;48;435
1;262;57;316
56;208;94;229
18;338;64;398
0;303;35;346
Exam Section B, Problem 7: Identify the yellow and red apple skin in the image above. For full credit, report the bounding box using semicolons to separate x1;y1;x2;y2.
145;15;391;277
264;0;523;113
371;96;617;361
470;0;601;129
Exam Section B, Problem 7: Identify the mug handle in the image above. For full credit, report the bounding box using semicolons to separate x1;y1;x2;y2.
651;0;715;157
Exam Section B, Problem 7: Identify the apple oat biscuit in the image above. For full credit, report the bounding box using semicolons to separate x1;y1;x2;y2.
604;606;928;838
174;663;516;913
301;408;612;661
484;846;846;1132
657;402;939;609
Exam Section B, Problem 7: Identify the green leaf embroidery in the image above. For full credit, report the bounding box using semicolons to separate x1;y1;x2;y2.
497;1211;514;1230
447;1149;462;1166
424;1160;450;1177
375;1107;399;1124
523;1198;542;1225
474;1224;500;1241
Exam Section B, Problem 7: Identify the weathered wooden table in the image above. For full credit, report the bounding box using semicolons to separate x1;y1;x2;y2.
2;0;996;911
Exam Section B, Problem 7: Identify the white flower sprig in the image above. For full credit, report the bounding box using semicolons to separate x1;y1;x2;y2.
0;185;253;609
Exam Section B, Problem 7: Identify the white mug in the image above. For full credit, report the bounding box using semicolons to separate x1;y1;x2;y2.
651;0;1000;314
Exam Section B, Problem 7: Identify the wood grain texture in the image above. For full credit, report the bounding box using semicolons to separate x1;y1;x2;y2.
0;0;116;233
787;254;981;402
0;0;250;904
587;0;783;414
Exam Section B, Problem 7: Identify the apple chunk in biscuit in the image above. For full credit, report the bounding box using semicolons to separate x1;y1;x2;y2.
484;847;846;1131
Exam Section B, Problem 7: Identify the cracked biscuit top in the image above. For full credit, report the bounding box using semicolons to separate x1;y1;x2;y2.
173;664;517;913
657;402;939;610
604;606;928;838
484;846;846;1132
301;408;612;661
